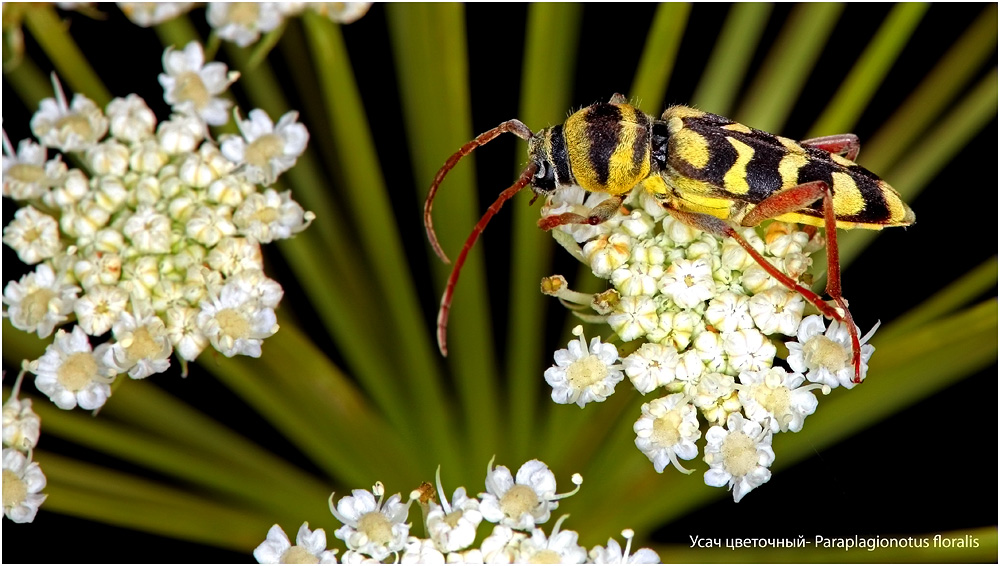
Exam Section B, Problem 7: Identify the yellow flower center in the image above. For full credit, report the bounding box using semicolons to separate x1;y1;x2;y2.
216;308;250;339
54;114;94;140
2;469;27;509
252;206;279;224
803;335;849;371
500;484;539;521
566;355;607;389
651;408;684;447
754;384;791;418
9;163;45;184
125;326;160;363
443;508;464;528
23;288;55;325
57;352;98;391
174;71;210;110
720;430;757;478
357;511;393;545
245;133;284;169
228;2;260;25
279;545;320;564
529;549;562;564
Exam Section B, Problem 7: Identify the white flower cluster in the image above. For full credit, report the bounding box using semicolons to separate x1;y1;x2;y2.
541;187;877;502
3;41;314;414
118;2;372;43
254;459;660;564
2;369;46;523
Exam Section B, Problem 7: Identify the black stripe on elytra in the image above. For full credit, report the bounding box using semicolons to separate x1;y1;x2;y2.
549;125;573;186
583;104;623;186
630;110;651;171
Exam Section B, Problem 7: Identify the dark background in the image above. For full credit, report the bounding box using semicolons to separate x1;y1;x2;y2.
3;3;996;562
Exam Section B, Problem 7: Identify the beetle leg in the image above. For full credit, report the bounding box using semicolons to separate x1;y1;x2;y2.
733;181;864;383
799;134;860;161
538;194;627;230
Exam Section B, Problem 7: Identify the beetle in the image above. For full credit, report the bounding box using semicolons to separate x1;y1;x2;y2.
423;94;914;382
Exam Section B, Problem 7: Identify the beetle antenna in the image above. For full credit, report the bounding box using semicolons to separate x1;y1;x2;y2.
424;119;534;264
437;162;538;356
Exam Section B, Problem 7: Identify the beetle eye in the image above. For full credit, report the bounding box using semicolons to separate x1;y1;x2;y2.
532;160;556;192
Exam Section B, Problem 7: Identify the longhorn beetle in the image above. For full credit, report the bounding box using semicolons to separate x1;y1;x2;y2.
424;94;914;383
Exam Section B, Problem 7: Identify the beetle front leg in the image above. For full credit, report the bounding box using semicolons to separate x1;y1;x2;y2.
538;194;627;230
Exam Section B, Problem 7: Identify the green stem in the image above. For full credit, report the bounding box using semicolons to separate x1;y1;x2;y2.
629;3;691;114
691;3;772;115
735;3;845;131
23;5;112;106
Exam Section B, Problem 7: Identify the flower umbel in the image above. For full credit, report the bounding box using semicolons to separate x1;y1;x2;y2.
538;183;877;501
544;325;624;408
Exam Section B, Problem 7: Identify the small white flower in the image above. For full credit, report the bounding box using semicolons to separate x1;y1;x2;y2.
254;523;338;564
622;342;680;394
658;258;715;309
400;537;445;564
2;135;67;200
2;448;47;523
738;368;819;433
186;205;237;247
703;412;774;502
690;372;740;426
704;291;754;333
2;264;79;338
2;396;41;450
206;2;287;47
589;530;661;564
74;284;130;336
786;315;876;389
85;139;131;176
330;485;411;561
748;287;805;336
234;189;315;243
32;326;116;410
105;94;157;143
205;236;264;276
693;330;726;373
544;325;623;408
516;519;587;564
197;282;278;357
478;525;527;564
479;459;568;530
123;205;174;253
3;205;61;264
607;295;658;342
119;2;195;27
722;328;776;373
224;269;284;309
221;110;310;185
157;114;206;154
104;310;173;379
165;306;210;361
43;167;88;208
426;473;482;553
30;77;108;152
633;394;701;474
73;250;122;290
610;262;663;297
583;233;631;277
158;42;239;126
